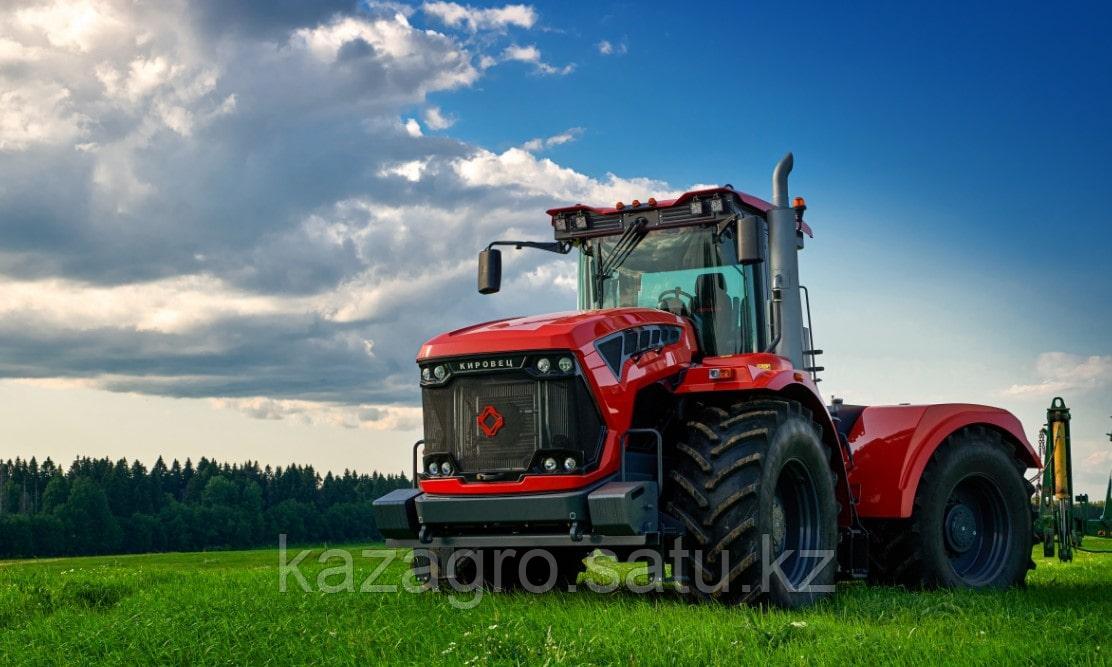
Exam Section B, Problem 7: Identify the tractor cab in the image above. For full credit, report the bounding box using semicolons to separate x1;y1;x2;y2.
479;184;813;363
578;216;761;357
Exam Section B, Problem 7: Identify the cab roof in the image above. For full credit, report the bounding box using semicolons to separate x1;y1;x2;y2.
545;186;773;218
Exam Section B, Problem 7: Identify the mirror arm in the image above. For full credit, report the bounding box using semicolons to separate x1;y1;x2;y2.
712;215;738;243
486;240;571;255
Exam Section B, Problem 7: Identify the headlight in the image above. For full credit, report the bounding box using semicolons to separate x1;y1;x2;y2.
573;211;588;230
421;367;431;381
563;457;577;472
536;358;551;373
433;365;447;380
426;462;439;476
543;457;558;472
557;357;574;373
440;461;454;476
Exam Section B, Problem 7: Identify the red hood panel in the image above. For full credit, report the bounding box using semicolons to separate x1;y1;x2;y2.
418;308;686;360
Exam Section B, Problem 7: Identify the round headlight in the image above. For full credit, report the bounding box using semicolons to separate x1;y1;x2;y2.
536;358;551;373
426;462;439;476
563;457;577;472
543;457;558;472
433;365;447;380
440;461;454;476
558;357;574;373
421;367;432;381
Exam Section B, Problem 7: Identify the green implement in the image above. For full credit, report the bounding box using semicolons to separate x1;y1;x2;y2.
1036;397;1078;561
1037;401;1112;557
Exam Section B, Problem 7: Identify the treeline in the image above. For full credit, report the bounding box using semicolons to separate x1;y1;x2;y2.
0;456;410;559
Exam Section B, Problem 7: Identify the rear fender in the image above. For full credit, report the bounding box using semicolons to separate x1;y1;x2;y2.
848;404;1038;519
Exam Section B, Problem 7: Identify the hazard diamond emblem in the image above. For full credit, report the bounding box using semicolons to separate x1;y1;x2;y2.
476;405;505;438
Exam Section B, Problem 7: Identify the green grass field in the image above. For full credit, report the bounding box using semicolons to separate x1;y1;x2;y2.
2;539;1110;666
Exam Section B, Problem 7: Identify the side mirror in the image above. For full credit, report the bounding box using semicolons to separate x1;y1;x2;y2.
737;215;764;265
477;248;502;294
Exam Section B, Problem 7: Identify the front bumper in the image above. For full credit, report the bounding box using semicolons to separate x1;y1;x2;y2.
373;480;660;548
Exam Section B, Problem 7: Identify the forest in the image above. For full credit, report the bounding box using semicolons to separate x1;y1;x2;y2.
0;456;410;559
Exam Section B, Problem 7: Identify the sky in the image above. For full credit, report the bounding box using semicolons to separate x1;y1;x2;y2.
0;0;1109;497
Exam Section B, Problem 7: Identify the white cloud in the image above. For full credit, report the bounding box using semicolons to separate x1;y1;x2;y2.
597;40;627;56
0;275;305;334
421;2;537;32
453;146;673;203
521;127;582;152
296;14;412;61
15;0;123;53
499;43;573;75
291;13;478;92
518;261;577;292
1003;352;1112;397
423;105;455;130
378;158;429;181
501;44;539;62
404;117;423;137
0;81;86;151
211;397;422;431
0;36;44;62
1084;448;1112;469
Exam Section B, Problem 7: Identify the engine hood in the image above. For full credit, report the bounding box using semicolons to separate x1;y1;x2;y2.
418;308;687;360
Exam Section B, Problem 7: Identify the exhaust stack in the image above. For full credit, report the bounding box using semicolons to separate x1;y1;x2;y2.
767;152;805;369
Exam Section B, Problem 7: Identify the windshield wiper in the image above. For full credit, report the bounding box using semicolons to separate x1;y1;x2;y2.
594;216;648;307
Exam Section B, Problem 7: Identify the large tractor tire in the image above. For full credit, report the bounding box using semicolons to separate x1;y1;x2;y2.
868;427;1034;589
664;398;838;607
412;547;586;592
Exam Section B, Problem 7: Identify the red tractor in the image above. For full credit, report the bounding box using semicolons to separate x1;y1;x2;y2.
374;154;1038;606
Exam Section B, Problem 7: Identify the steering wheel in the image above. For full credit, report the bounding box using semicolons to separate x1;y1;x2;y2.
657;287;695;314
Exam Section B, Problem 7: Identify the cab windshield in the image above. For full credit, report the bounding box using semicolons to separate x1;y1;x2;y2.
578;225;760;356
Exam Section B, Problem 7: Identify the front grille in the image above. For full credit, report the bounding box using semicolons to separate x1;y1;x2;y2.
421;362;604;477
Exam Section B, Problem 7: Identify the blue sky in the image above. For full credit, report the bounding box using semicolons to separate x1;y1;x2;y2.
0;0;1109;495
442;0;1111;328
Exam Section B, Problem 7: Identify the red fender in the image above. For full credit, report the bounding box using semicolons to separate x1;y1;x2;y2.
847;404;1039;519
675;357;855;526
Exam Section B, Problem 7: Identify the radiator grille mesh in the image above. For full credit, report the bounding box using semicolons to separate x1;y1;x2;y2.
422;369;603;474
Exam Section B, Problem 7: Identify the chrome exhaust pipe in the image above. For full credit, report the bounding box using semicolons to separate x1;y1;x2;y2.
772;152;793;208
767;152;804;369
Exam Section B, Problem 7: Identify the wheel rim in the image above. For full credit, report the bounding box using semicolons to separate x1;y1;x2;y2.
943;474;1011;585
773;459;823;588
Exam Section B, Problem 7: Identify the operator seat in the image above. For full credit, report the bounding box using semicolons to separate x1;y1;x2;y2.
692;272;737;355
659;295;690;318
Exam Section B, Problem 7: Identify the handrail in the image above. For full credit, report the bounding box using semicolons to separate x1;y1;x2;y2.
411;440;424;488
800;284;820;382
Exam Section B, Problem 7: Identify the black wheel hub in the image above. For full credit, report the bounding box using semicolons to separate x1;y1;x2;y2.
944;503;977;553
943;475;1011;585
